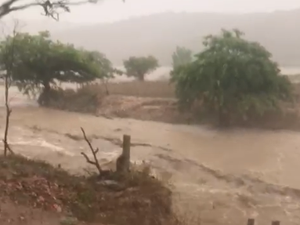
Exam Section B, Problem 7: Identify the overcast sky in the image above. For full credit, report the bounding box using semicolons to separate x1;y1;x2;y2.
8;0;300;24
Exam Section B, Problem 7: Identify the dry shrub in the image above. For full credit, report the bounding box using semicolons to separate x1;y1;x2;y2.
46;84;105;113
0;155;180;225
101;80;175;98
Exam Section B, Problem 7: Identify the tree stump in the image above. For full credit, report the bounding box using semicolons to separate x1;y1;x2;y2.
116;134;131;174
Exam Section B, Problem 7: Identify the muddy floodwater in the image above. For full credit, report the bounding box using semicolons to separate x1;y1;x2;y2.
2;86;300;224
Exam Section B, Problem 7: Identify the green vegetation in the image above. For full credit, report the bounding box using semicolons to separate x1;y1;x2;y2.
0;31;115;105
123;55;159;81
171;29;293;126
0;28;293;128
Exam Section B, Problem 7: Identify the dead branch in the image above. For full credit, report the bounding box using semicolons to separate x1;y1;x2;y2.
80;127;102;175
0;0;100;20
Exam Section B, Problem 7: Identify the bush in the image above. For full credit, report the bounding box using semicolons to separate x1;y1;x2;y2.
41;83;105;113
171;29;293;126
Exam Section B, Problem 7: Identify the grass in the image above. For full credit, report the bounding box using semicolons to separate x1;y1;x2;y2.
0;154;179;225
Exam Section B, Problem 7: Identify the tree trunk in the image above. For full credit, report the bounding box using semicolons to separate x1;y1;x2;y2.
137;74;145;81
38;81;51;106
116;135;131;174
218;106;230;127
3;74;13;156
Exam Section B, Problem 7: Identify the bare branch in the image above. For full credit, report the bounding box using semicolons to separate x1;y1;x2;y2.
0;0;100;20
80;127;102;175
81;152;96;165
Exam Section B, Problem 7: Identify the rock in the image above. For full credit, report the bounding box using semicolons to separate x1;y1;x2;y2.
59;216;78;225
98;180;125;191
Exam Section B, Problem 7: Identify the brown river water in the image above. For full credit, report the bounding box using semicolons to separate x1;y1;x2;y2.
2;86;300;224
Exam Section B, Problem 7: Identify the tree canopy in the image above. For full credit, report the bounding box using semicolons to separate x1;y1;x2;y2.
171;29;292;125
172;46;193;68
0;30;113;104
123;56;159;81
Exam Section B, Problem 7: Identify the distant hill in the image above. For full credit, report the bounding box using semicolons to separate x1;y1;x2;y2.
4;10;300;67
49;9;300;66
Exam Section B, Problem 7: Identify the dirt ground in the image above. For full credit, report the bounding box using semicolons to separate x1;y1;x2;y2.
0;155;177;225
0;199;72;225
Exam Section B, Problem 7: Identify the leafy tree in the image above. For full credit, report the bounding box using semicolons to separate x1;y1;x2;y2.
0;31;111;105
172;46;193;68
171;29;293;126
83;50;123;94
83;50;123;79
123;56;159;81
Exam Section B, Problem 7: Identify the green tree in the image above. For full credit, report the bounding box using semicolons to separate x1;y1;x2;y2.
123;56;159;81
171;29;292;126
172;46;193;68
0;31;110;105
83;50;123;79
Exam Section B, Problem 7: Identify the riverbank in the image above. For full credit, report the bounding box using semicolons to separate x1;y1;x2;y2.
0;153;177;225
39;80;300;131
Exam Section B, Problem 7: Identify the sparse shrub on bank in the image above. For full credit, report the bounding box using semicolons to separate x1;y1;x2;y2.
41;81;176;114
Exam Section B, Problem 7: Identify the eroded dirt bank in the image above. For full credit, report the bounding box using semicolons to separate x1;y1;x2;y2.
1;105;300;224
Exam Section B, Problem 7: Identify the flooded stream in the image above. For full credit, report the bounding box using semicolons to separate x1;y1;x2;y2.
2;86;300;224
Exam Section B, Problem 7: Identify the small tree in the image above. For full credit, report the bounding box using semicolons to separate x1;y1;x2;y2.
172;46;193;68
0;31;108;105
0;20;21;156
123;56;159;81
171;29;293;126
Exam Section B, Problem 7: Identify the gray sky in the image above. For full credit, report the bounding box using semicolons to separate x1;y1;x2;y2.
9;0;300;24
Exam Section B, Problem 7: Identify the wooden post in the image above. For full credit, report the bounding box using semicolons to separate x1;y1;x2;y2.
122;134;131;163
116;134;131;173
271;221;280;225
247;218;255;225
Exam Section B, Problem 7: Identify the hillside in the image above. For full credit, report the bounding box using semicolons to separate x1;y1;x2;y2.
50;9;300;66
